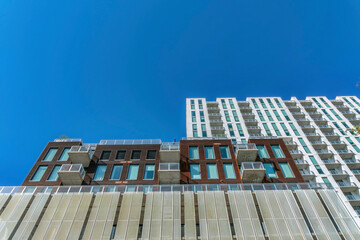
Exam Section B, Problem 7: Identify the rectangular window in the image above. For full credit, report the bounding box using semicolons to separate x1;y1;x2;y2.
223;163;236;179
204;146;215;159
198;99;203;109
192;111;196;122
200;111;205;122
201;124;207;137
58;148;70;161
131;150;141;160
263;163;277;178
257;145;269;158
221;99;227;109
146;150;156;160
263;123;271;136
289;123;300;136
315;165;324;174
43;148;58;161
126;165;139;180
228;124;235;137
257;110;265;121
322;177;332;187
280;123;290;136
265;110;273;121
275;98;283;108
144;164;155;180
252;99;259;109
267;98;274;108
110;165;123;180
93;165;107;181
330;109;342;120
190;164;201;179
322;109;334;120
273;110;282;121
320;98;330;107
31;166;48;181
207;164;219;179
116;150;126;160
224;110;230;122
219;146;231;159
236;124;244;136
281;110;290;121
47;166;61;181
271;145;285;158
100;151;111;160
232;110;239;122
229;99;235;109
259;99;266;108
309;156;318;165
192;124;198;137
271;123;281;136
189;146;199;159
279;163;295;178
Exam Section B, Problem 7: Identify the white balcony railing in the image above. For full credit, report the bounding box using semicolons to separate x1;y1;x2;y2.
99;139;162;145
159;163;180;171
240;162;265;175
160;142;180;151
59;164;85;179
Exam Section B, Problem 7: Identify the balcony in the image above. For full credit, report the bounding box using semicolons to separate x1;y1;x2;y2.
341;111;355;118
237;101;250;107
352;170;360;181
316;150;333;159
344;159;360;168
246;126;261;133
348;117;360;125
241;112;255;119
309;112;322;118
284;141;297;150
345;194;360;206
207;101;218;107
336;149;354;159
208;113;221;118
309;141;326;149
244;119;258;126
299;170;315;181
209;119;223;126
288;106;301;112
58;164;85;185
284;100;296;106
299;100;312;106
235;143;258;163
318;125;333;132
329;141;346;148
300;125;316;133
328;170;348;180
337;182;358;192
158;163;180;184
160;142;180;163
289;150;303;158
239;106;252;113
240;162;266;183
322;159;341;168
303;105;317;111
295;118;310;125
336;105;349;111
211;126;225;134
331;100;343;105
213;134;227;138
207;107;220;113
68;146;93;167
291;112;305;117
312;118;327;125
323;132;339;141
294;160;309;169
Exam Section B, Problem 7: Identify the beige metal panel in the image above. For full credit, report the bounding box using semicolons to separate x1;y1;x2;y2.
184;191;197;240
12;193;50;240
0;194;10;214
319;190;360;240
295;190;341;240
0;194;33;239
228;191;264;240
142;191;153;239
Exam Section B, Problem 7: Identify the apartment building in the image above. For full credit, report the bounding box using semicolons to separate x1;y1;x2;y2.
186;96;360;220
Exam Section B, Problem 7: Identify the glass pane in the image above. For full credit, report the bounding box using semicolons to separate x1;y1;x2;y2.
223;163;236;179
43;148;58;161
220;146;230;159
257;145;269;158
127;165;139;180
263;163;277;178
206;164;218;179
31;166;48;181
189;146;199;159
279;163;295;178
110;165;123;180
93;165;107;181
131;150;141;160
116;150;126;160
58;148;70;161
146;150;156;159
271;145;285;158
190;164;201;179
47;166;61;181
204;146;215;159
100;151;111;160
144;164;155;180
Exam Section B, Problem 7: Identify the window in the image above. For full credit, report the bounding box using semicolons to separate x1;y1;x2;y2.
131;150;141;160
126;165;139;180
146;150;156;160
207;164;219;179
198;99;203;109
236;124;244;136
271;145;285;158
333;122;345;135
190;100;195;109
273;110;282;121
93;165;107;181
190;164;201;179
322;109;334;120
232;111;239;122
259;99;266;108
116;150;126;160
204;146;215;159
330;109;342;120
275;98;282;108
281;110;290;121
279;163;295;178
100;151;111;160
201;124;207;137
320;98;330;107
43;148;58;161
271;123;281;136
228;124;235;137
322;177;332;187
289;123;300;136
257;110;265;121
263;123;271;136
223;163;236;179
224;111;230;122
256;145;269;158
31;166;48;181
299;138;311;153
265;110;273;121
267;98;274;108
192;124;198;137
47;166;61;181
192;111;196;122
280;123;290;136
110;165;123;180
229;99;235;109
252;99;259;109
344;98;355;107
189;146;199;159
200;111;205;122
144;164;155;180
263;163;277;178
221;99;227;109
58;148;70;161
219;146;230;159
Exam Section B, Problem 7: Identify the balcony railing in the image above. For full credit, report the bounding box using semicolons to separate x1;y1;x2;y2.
236;143;257;150
284;141;296;145
295;118;308;121
329;141;345;144
352;170;360;175
299;170;314;175
99;139;162;145
329;170;347;175
211;126;225;130
313;118;326;121
249;134;263;137
290;150;303;154
207;107;219;110
294;160;307;164
316;150;332;154
287;106;300;109
304;133;318;136
242;113;255;115
244;119;257;122
318;125;331;128
54;138;82;142
239;106;252;109
160;142;180;151
336;149;353;154
59;164;85;178
247;126;261;129
323;132;338;136
310;141;325;145
159;163;180;171
209;119;222;123
323;159;338;164
208;113;221;117
300;125;313;128
346;194;360;201
69;145;91;152
337;182;356;187
240;162;265;175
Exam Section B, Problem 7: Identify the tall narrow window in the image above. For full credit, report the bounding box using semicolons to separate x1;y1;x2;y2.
201;124;207;137
204;146;215;159
330;109;342;120
279;163;295;178
344;98;355;107
191;111;196;122
267;98;274;108
58;148;70;161
322;177;332;188
198;99;203;109
275;98;282;108
350;97;360;107
232;110;239;122
312;98;323;108
207;164;219;179
223;163;236;179
43;148;58;161
322;109;334;120
47;166;61;181
228;124;235;137
144;164;155;180
257;145;269;158
263;163;277;178
219;146;230;159
126;165;139;180
265;110;273;121
221;99;227;109
190;100;195;109
110;165;123;180
263;123;271;136
229;99;235;109
252;99;259;109
31;166;48;181
190;164;201;179
273;110;282;121
271;145;285;158
333;122;345;135
289;123;300;136
280;123;290;136
189;146;199;159
257;110;265;121
299;138;311;153
93;165;107;181
192;124;198;137
271;123;281;136
236;123;244;136
200;111;205;122
320;98;330;107
259;99;266;108
281;110;290;121
224;111;230;122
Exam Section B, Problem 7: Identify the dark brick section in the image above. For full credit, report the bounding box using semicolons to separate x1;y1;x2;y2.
248;138;305;183
22;141;82;186
179;139;242;184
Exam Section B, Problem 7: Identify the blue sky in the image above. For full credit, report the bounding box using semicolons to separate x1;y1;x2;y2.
0;1;360;185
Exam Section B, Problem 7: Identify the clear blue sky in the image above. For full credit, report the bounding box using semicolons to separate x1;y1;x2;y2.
0;1;360;185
